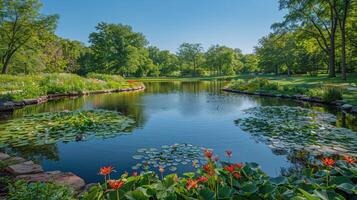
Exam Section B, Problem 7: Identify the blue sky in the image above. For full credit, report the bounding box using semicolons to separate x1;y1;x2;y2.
40;0;284;54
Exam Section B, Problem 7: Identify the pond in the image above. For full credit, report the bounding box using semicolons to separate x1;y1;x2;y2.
0;81;356;183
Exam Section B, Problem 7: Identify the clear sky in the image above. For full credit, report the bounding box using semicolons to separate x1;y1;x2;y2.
40;0;284;54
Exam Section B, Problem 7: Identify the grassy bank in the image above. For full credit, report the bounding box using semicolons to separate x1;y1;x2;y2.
227;73;357;105
0;73;142;101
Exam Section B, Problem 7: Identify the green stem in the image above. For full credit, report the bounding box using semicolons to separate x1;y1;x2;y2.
104;175;107;190
116;189;120;200
230;174;233;189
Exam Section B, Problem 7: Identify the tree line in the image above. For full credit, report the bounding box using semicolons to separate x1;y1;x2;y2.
0;0;356;79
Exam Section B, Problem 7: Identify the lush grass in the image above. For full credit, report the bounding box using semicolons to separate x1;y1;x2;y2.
227;73;357;105
0;73;142;101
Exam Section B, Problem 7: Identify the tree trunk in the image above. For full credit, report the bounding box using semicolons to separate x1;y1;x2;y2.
1;56;11;74
341;28;347;80
328;28;336;77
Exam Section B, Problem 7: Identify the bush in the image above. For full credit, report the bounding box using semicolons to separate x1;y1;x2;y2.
6;180;75;200
307;87;343;102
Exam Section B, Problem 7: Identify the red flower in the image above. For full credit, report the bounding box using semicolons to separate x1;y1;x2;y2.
322;158;336;167
108;180;124;190
204;149;213;159
197;176;208;183
234;163;243;169
214;156;219;162
99;166;113;176
225;150;233;158
203;164;215;176
343;156;355;164
233;172;241;179
132;171;138;176
224;165;235;173
186;179;199;190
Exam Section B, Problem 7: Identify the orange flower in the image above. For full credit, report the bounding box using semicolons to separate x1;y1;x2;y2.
203;164;215;176
225;150;233;158
186;179;199;190
108;180;124;190
233;172;241;179
343;155;355;164
204;149;213;159
197;176;208;183
322;158;336;167
224;165;235;173
159;166;165;173
99;166;113;176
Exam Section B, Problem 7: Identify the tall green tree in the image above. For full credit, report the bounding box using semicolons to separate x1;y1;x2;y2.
0;0;57;74
177;43;204;76
205;45;243;75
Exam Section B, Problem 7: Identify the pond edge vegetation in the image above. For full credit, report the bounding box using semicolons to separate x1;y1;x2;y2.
0;73;145;112
223;78;357;115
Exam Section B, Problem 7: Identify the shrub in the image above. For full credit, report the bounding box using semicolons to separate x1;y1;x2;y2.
6;180;75;200
307;87;343;102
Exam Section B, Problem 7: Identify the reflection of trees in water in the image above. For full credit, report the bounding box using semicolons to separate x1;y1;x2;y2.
7;144;60;163
143;81;229;94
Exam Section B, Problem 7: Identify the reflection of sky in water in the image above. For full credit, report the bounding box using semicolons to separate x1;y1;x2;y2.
1;81;356;183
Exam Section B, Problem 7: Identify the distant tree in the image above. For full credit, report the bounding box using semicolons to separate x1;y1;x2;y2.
0;0;58;74
177;43;204;76
148;46;179;76
88;22;149;76
242;54;259;73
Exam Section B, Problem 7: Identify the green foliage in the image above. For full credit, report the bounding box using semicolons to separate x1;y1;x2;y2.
0;73;137;101
6;180;75;200
81;156;357;200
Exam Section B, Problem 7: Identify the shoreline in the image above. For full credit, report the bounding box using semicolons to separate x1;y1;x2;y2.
0;84;145;112
222;87;357;115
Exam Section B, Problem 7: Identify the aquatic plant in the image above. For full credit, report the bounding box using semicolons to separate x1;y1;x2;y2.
131;144;212;172
0;110;135;148
235;106;357;157
83;149;357;200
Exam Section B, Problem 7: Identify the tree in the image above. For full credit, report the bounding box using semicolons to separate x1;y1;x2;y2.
0;0;58;74
88;22;149;76
274;0;339;77
242;54;259;74
148;46;179;76
177;43;204;76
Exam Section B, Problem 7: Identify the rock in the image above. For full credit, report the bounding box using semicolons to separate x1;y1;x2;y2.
350;106;357;114
4;156;26;165
0;152;10;161
340;104;353;111
22;99;39;105
332;100;346;106
6;161;43;175
16;171;85;191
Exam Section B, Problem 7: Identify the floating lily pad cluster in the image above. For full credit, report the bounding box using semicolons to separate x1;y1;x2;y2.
131;143;210;172
0;110;135;148
235;106;357;157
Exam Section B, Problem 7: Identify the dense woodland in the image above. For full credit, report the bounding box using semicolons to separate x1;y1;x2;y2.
0;0;356;79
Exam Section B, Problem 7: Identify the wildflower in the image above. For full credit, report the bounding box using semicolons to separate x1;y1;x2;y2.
224;165;235;173
343;155;355;164
225;150;233;158
234;163;243;169
322;158;336;167
203;164;215;176
204;149;213;159
197;176;208;183
214;156;219;162
233;172;241;179
192;160;199;167
186;179;199;190
99;166;113;176
159;166;165;173
132;171;138;176
108;180;124;190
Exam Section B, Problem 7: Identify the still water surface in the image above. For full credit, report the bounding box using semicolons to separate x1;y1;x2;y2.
1;81;356;183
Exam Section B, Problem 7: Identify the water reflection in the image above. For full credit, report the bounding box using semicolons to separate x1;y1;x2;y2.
0;81;356;183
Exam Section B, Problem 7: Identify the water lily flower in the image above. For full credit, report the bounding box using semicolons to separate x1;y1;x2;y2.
197;176;208;183
108;180;125;190
224;165;235;173
225;150;233;158
233;172;241;179
343;155;355;164
322;158;336;167
186;179;199;190
204;149;213;159
99;166;114;176
192;160;199;167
